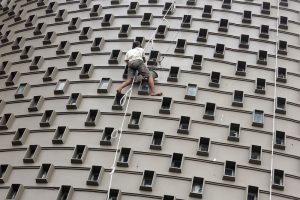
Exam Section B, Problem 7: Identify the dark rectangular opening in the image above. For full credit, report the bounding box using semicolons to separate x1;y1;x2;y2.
23;145;39;163
28;95;43;112
12;128;28;145
210;71;220;87
129;1;138;10
192;54;203;69
178;116;190;134
102;14;113;26
85;109;100;126
109;49;121;64
240;34;249;48
0;164;10;181
249;145;261;164
140;170;155;191
223;160;236;181
117;148;131;167
138;79;149;95
232;90;243;107
80;64;94;79
108;189;120;200
278;40;287;55
175;39;186;53
90;4;102;17
190;177;204;198
156;25;167;38
15;83;28;98
119;24;130;37
68;51;81;66
71;145;87;164
257;50;267;65
247;186;259;200
91;37;104;51
36;163;52;183
0;61;11;75
6;184;22;200
100;127;115;145
141;13;153;25
228;123;240;141
262;2;270;14
162;2;174;15
197;28;208;42
34;22;46;35
160;97;172;114
163;195;175;200
202;5;212;18
181;15;192;27
30;56;44;70
52;126;69;144
243;10;252;23
260;25;269;38
0;113;14;130
197;137;210;156
147;50;160;65
255;78;266;93
55;79;68;93
168;66;180;82
219;19;228;32
276;97;286;114
43;67;57;82
128;111;142;128
87;165;102;186
79;27;92;40
274;130;285;150
280;16;287;25
204;102;216;120
272;169;284;190
40;110;55;127
170;153;183;172
57;185;73;200
150;131;164;150
66;93;81;109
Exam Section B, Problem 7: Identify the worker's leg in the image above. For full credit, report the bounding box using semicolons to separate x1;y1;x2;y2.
117;65;135;93
138;62;162;96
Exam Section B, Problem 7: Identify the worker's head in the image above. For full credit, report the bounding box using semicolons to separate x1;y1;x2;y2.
132;41;141;48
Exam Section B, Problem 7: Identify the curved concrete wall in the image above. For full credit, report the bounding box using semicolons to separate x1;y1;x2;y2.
0;0;299;199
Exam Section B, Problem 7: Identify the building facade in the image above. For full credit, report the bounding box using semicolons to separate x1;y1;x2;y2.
0;0;300;199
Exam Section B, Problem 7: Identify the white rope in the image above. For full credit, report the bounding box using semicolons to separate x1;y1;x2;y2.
269;1;280;200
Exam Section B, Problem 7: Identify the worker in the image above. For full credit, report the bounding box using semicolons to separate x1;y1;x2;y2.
116;41;162;96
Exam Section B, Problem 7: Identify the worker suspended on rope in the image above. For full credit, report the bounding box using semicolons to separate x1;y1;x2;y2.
116;41;163;96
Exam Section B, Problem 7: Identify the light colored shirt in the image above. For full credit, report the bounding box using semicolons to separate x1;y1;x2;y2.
125;47;145;62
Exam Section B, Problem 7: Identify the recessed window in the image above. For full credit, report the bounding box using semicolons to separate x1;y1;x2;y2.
203;102;216;120
86;165;104;186
54;79;69;94
150;131;164;150
259;25;269;38
5;184;24;200
242;10;252;23
190;176;205;198
23;145;41;163
177;116;190;134
138;79;150;95
162;2;175;15
91;37;104;51
279;0;288;6
20;46;34;59
56;185;73;200
37;0;49;6
43;67;58;82
214;43;225;58
1;30;12;43
56;40;70;55
232;90;244;107
118;24;131;38
85;109;101;126
249;145;262;165
140;170;155;191
0;113;15;130
0;61;12;75
247;185;259;200
25;14;37;27
185;84;198;100
55;9;67;22
202;5;212;18
222;0;231;9
68;17;81;30
278;40;287;55
191;54;203;70
40;110;56;127
107;189;121;200
155;25;167;38
218;19;228;32
147;50;160;65
30;56;44;70
223;160;236;181
101;14;114;26
52;126;69;144
128;111;142;129
272;169;284;190
169;153;183;173
128;2;139;14
257;50;268;65
117;147;132;167
6;71;21;86
167;66;180;82
209;71;221;87
0;164;12;183
45;1;57;14
12;128;29;146
36;163;54;183
236;61;246;76
174;39;186;53
12;36;25;50
261;2;270;14
15;83;30;99
108;49;122;64
279;16;288;30
71;145;88;164
79;0;91;8
112;92;126;110
228;123;240;142
197;28;208;42
79;64;94;79
141;13;153;25
134;37;145;48
275;97;286;114
197;137;210;156
276;67;286;83
187;0;196;5
181;15;192;28
100;127;115;145
274;130;285;150
28;95;44;112
98;78;112;93
43;31;56;45
79;27;93;40
255;78;266;94
239;34;249;48
159;97;173;114
67;51;82;66
252;110;264;128
34;22;47;35
90;4;102;17
111;0;120;4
